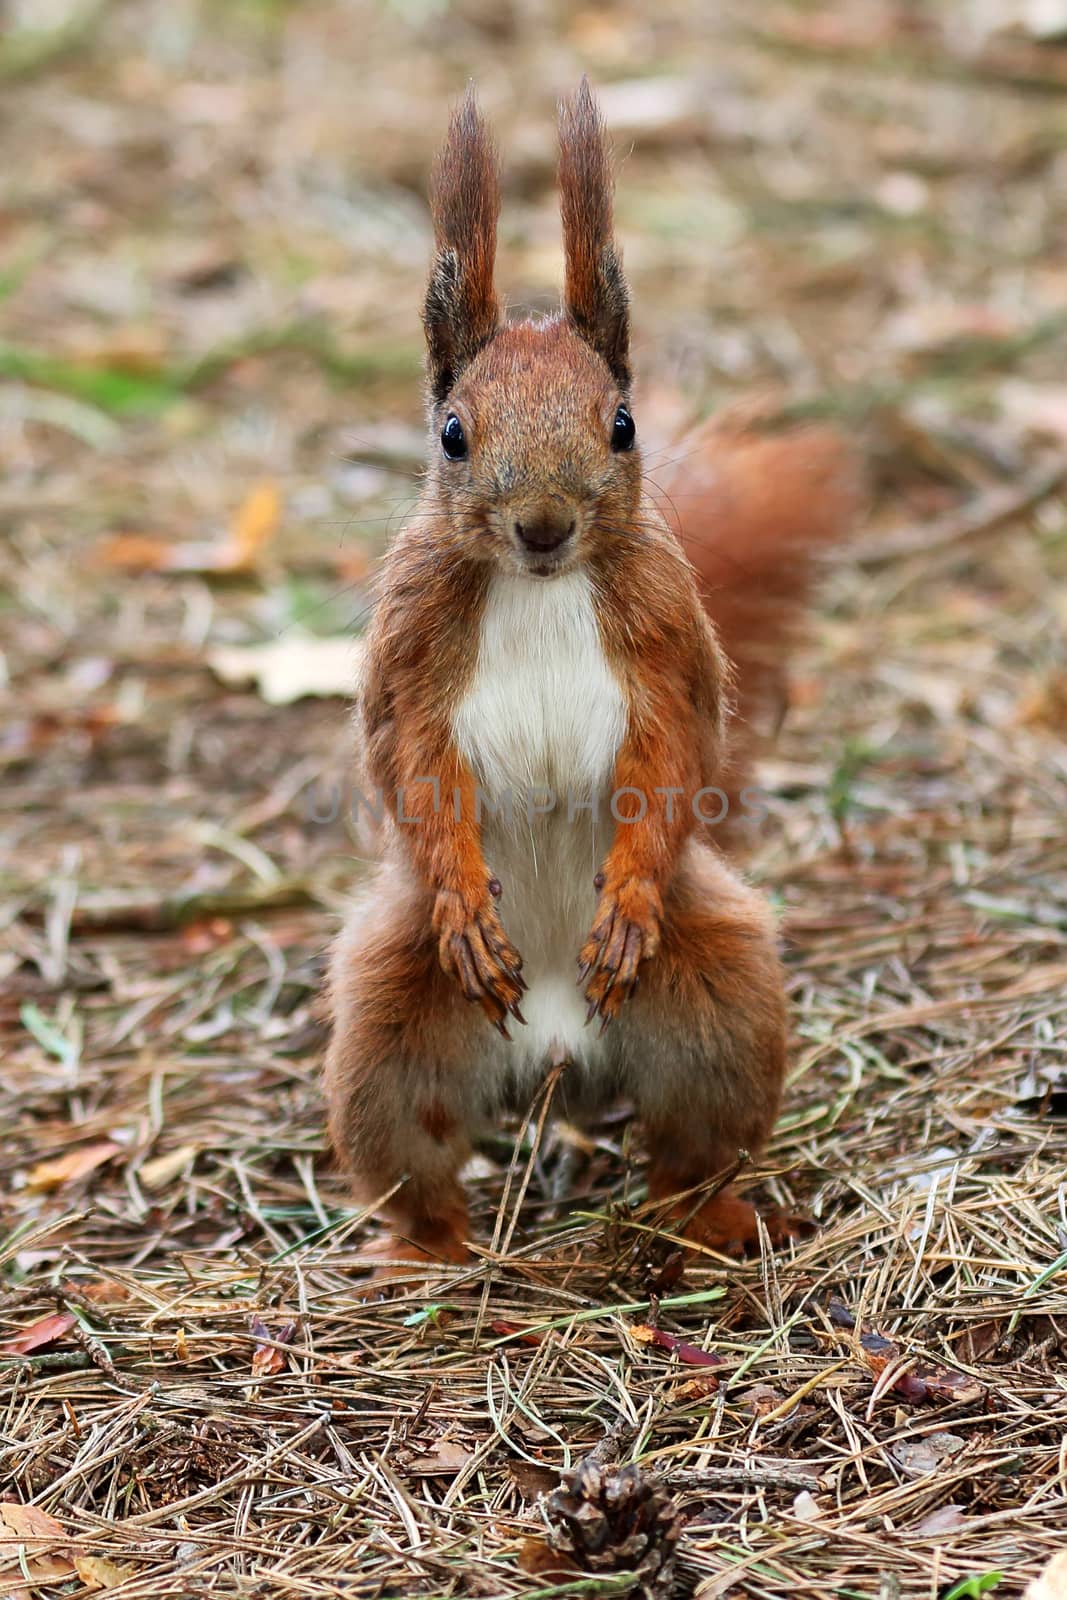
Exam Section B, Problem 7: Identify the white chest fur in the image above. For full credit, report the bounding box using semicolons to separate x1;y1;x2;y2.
453;570;628;1086
453;569;626;802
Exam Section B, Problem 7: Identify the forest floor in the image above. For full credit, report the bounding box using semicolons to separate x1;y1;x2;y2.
1;2;1066;1597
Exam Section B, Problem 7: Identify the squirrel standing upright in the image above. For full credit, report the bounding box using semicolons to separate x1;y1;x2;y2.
323;82;855;1265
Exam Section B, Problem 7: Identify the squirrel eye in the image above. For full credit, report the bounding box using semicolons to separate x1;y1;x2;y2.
611;406;636;453
440;413;467;460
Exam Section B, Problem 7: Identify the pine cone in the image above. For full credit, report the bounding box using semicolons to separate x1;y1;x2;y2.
540;1453;684;1598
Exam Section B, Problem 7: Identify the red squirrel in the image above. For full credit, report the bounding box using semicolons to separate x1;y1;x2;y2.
323;83;855;1266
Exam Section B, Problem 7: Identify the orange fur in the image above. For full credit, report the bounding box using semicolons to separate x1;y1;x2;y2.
323;87;855;1266
423;88;501;403
651;407;860;830
558;78;630;389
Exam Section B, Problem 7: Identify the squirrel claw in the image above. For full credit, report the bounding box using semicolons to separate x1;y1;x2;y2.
494;1016;512;1040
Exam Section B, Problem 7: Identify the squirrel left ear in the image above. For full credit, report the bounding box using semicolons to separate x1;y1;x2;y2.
558;78;631;392
423;87;501;404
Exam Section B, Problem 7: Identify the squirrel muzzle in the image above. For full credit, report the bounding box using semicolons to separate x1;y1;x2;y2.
512;506;577;566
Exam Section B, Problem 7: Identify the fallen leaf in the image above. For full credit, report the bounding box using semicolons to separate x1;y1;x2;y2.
99;482;280;578
792;1490;822;1521
230;481;281;567
77;1281;130;1306
1016;672;1067;734
891;1431;967;1478
97;533;173;571
672;1375;722;1400
489;1319;545;1347
955;1321;1005;1363
830;1300;986;1406
1026;1550;1067;1600
74;1553;135;1589
0;1312;76;1356
629;1324;725;1369
744;1382;786;1416
26;1142;122;1193
250;1315;296;1377
508;1461;560;1501
138;1143;200;1192
1013;1064;1067;1117
0;1502;73;1580
207;636;359;705
645;1249;686;1297
406;1439;474;1476
518;1537;581;1579
914;1504;970;1535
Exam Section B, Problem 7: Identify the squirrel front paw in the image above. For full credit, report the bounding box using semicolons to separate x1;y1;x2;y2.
433;886;525;1038
578;873;661;1029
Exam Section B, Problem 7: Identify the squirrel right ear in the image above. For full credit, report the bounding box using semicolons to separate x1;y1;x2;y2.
423;88;501;404
558;79;631;391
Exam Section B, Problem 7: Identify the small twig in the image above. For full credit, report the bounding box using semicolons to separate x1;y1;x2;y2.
17;878;324;934
675;1465;826;1493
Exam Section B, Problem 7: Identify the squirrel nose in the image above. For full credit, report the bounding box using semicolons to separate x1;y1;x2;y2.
514;516;575;554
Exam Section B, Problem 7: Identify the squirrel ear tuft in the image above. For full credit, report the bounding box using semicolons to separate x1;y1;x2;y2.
558;78;630;391
423;87;501;404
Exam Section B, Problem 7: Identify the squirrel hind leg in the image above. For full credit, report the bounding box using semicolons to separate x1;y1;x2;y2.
618;843;807;1257
322;880;481;1270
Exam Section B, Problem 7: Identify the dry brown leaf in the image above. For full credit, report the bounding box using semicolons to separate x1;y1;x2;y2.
78;1282;130;1306
913;1504;970;1536
406;1439;474;1476
99;482;280;578
74;1553;135;1589
1017;671;1067;733
890;1432;967;1478
97;533;173;571
138;1143;200;1192
230;481;281;567
829;1300;986;1406
0;1312;76;1356
745;1383;786;1416
0;1502;73;1580
489;1319;545;1347
26;1142;122;1193
517;1537;581;1579
250;1315;296;1378
1026;1550;1067;1600
507;1461;560;1501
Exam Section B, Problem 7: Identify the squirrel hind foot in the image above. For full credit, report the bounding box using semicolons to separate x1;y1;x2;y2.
658;1187;814;1260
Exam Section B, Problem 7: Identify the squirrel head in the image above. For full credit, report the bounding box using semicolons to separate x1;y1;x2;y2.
421;81;641;579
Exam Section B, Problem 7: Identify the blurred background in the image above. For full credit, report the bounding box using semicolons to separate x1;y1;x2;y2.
2;8;1067;1592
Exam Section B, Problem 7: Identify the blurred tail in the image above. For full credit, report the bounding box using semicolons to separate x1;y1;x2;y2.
649;407;861;842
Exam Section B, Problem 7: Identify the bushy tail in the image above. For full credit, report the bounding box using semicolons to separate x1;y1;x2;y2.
649;406;861;842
